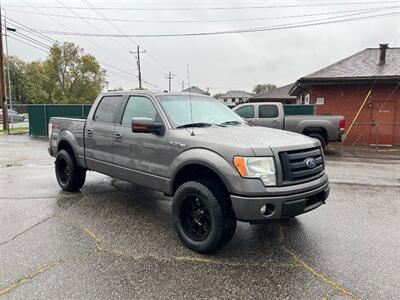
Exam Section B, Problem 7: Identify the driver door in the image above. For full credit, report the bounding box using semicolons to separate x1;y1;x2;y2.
113;95;172;191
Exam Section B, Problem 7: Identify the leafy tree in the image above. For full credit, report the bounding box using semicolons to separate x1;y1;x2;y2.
46;43;106;103
253;84;277;95
6;56;27;103
24;61;49;103
6;42;106;104
213;93;223;99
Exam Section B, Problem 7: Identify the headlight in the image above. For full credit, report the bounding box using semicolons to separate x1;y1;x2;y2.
233;156;276;186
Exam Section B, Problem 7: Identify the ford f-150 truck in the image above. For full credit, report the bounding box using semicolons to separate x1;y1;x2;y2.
233;102;346;149
48;91;329;253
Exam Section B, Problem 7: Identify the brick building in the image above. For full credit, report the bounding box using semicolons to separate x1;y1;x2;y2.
290;44;400;146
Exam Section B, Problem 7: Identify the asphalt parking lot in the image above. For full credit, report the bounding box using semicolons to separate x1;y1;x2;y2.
1;135;399;299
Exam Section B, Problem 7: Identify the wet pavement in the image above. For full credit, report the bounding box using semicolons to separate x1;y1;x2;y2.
1;135;399;299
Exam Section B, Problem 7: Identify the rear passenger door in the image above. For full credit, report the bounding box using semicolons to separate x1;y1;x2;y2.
256;104;283;129
85;95;125;175
234;104;256;125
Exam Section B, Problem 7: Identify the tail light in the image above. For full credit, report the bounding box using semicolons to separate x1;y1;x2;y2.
48;123;59;138
339;119;346;131
48;123;53;138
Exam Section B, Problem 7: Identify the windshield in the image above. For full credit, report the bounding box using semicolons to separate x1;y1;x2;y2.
157;95;244;128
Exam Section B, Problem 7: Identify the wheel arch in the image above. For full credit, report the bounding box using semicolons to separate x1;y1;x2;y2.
169;149;237;196
172;163;229;196
57;139;79;165
302;127;328;141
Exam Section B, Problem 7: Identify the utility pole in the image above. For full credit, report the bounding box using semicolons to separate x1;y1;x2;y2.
165;71;175;92
181;81;185;91
0;6;9;131
130;45;146;90
5;13;16;132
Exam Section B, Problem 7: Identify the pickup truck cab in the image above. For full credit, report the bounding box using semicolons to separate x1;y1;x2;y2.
233;102;346;149
49;91;329;253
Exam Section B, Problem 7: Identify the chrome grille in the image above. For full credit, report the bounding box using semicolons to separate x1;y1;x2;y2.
279;147;324;184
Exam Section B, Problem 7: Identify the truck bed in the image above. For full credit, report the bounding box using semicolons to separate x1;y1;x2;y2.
284;115;344;142
48;117;86;166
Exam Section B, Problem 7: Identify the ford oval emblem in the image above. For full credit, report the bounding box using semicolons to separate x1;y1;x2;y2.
305;157;317;169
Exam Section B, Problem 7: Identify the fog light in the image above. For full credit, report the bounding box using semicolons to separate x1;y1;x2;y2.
260;203;275;216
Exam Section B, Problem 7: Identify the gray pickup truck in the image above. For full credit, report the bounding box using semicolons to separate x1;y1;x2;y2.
49;91;329;253
233;102;346;149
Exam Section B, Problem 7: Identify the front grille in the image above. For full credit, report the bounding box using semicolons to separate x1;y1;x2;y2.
279;147;324;184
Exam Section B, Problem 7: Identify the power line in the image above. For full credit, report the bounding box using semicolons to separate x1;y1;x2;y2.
81;0;183;83
32;10;400;38
5;17;59;45
11;31;51;49
4;17;161;90
4;1;400;11
7;35;49;52
18;0;143;84
5;5;398;23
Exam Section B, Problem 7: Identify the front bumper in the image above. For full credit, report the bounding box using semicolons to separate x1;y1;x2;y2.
230;181;329;223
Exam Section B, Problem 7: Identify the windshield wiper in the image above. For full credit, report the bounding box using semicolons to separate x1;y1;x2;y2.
220;120;243;126
176;122;223;129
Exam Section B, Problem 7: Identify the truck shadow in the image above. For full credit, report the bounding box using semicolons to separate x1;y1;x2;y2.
55;176;309;264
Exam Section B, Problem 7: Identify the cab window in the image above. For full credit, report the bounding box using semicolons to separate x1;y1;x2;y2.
259;105;279;118
235;105;254;119
121;96;159;126
93;95;123;123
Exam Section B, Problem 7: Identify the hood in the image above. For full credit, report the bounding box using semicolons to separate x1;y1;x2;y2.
173;125;318;155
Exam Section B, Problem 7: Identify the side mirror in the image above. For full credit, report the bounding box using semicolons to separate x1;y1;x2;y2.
131;118;164;135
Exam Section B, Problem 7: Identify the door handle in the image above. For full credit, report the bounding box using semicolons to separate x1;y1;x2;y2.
114;133;122;142
87;129;93;137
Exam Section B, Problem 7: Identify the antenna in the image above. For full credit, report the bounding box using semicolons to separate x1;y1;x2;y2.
187;64;195;136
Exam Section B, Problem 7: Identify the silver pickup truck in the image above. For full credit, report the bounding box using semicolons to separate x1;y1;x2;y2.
233;102;346;149
49;91;329;253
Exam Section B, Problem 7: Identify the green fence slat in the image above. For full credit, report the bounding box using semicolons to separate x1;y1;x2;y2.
283;105;315;115
27;104;93;136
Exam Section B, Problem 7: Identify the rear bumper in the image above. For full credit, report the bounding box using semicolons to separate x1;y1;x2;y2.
339;132;347;142
48;146;56;157
230;181;329;223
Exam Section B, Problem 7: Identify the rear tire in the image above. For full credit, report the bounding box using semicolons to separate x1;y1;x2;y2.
55;150;86;191
307;133;327;150
172;180;236;253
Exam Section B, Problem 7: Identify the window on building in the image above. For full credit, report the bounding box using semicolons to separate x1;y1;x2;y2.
304;94;310;105
235;105;254;118
93;95;123;123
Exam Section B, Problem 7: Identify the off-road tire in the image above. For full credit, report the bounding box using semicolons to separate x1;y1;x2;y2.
55;150;86;191
172;180;236;253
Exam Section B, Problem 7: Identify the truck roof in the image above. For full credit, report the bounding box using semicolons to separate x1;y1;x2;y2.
101;90;212;98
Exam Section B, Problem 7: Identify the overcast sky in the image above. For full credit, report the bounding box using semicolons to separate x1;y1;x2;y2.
2;0;400;94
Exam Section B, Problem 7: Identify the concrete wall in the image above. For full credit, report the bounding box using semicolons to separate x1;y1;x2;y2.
307;84;400;146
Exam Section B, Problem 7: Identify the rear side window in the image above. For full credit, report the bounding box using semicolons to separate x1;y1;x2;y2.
93;96;123;123
121;96;158;126
259;105;279;118
235;105;254;118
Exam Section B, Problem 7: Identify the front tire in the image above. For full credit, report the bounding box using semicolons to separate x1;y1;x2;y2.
172;180;236;253
55;150;86;191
